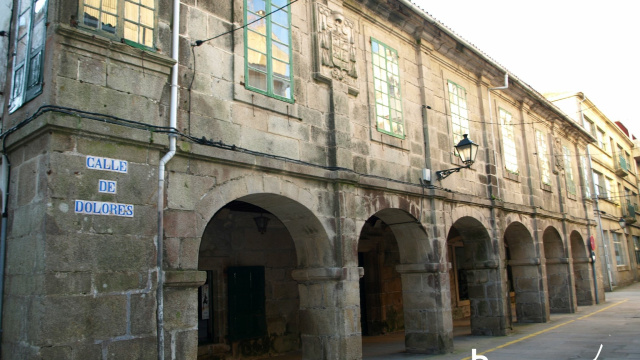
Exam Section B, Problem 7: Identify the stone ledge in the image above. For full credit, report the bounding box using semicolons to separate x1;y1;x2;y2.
396;263;450;273
291;267;364;282
164;270;207;288
545;257;570;265
508;258;541;266
56;24;175;75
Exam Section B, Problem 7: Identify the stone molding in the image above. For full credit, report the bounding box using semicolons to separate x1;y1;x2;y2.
395;262;450;274
460;260;500;270
545;257;570;265
164;270;207;288
291;267;364;282
508;258;542;267
56;24;175;76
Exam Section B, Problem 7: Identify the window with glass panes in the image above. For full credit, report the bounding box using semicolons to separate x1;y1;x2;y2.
596;128;607;151
80;0;155;49
499;108;518;174
244;0;293;102
448;81;469;146
371;39;404;138
9;0;48;113
563;146;576;195
612;232;627;266
580;155;591;198
535;130;551;186
592;171;608;199
633;235;640;265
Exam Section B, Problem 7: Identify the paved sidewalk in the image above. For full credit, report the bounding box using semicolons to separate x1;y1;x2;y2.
363;282;640;359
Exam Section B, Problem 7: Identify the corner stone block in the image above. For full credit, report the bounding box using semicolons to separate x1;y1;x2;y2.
106;337;158;360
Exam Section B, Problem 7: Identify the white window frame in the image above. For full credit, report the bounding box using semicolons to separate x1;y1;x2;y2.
612;232;627;266
8;0;48;113
536;130;551;186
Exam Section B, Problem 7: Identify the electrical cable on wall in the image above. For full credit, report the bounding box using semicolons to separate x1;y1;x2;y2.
0;105;456;194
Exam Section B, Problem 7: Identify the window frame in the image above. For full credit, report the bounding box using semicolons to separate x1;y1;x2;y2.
611;232;627;266
580;155;591;199
499;108;518;175
563;146;576;196
371;37;405;139
447;80;470;148
77;0;157;50
8;0;48;114
535;130;552;186
243;0;294;103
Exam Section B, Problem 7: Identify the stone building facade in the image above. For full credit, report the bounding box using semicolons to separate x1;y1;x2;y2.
548;93;640;289
0;0;606;359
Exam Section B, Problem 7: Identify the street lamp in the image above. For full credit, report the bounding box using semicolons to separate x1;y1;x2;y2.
436;134;480;181
619;217;626;229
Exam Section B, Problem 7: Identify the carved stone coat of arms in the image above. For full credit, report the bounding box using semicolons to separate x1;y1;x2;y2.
314;3;359;92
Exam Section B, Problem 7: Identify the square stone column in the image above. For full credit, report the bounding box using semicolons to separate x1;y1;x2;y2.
396;263;453;354
508;258;550;323
293;267;363;360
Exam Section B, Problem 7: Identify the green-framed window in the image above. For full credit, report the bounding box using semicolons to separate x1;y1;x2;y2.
79;0;155;49
371;38;404;138
580;155;591;198
563;146;576;195
499;108;518;174
244;0;293;102
9;0;48;113
448;81;470;146
535;130;551;186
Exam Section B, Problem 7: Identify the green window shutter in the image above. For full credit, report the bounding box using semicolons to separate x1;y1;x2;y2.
228;266;266;341
244;0;294;102
9;0;48;113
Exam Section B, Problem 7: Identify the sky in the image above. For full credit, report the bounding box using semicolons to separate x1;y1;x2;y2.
411;0;640;140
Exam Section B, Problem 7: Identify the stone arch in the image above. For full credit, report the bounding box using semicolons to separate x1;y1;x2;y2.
448;216;507;336
191;175;343;359
358;207;448;354
542;226;574;313
570;231;595;306
504;221;548;323
193;176;336;269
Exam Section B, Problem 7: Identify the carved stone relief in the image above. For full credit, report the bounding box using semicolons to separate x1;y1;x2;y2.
314;3;359;93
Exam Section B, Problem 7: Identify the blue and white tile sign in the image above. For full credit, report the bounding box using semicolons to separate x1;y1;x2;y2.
75;156;134;217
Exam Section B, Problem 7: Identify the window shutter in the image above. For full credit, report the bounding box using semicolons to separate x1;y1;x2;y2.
9;0;48;113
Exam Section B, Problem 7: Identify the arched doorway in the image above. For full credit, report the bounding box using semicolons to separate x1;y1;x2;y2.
196;193;334;359
358;208;451;354
504;222;548;323
542;227;574;313
447;216;507;336
570;231;595;306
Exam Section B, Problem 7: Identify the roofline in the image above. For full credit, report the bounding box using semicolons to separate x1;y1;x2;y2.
397;0;595;142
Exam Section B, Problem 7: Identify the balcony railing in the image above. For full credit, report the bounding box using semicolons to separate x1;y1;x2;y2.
595;184;610;200
614;153;632;177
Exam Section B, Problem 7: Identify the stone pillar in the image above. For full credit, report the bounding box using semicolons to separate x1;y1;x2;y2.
508;258;550;323
465;260;510;336
292;267;363;360
573;257;596;306
546;258;576;313
162;270;207;359
396;263;453;354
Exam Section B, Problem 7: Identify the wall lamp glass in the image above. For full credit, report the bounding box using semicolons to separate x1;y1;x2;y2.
436;134;479;181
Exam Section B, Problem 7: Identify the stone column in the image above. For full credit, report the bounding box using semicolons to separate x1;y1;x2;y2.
508;258;550;323
162;270;207;359
396;263;453;354
464;260;510;336
546;258;576;313
292;267;363;360
573;257;596;306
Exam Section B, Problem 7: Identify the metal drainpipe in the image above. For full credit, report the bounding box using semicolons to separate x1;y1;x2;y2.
0;155;10;344
157;0;179;357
